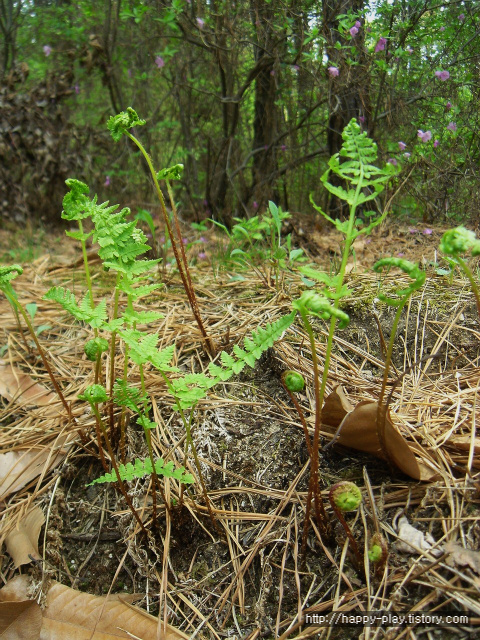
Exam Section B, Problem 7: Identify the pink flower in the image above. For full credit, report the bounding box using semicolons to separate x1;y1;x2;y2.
359;115;365;124
409;228;417;234
406;47;413;54
459;13;465;22
253;201;258;209
440;26;446;31
270;69;275;76
417;130;432;143
155;56;165;69
375;37;387;53
199;237;207;243
104;176;111;187
447;121;457;132
328;66;339;77
387;158;397;166
281;144;287;151
403;152;411;158
350;26;359;37
43;45;52;57
435;70;450;81
292;65;299;71
397;252;405;257
198;252;207;259
355;20;361;28
196;17;205;29
434;140;440;148
398;141;407;151
445;101;452;110
423;228;433;235
182;238;188;245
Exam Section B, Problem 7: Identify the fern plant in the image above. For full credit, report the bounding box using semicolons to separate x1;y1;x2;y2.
286;119;399;547
107;108;215;355
87;458;194;487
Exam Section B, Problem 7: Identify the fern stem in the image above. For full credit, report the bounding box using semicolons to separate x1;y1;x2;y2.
139;365;158;525
159;371;219;532
376;297;408;465
91;404;148;535
125;131;215;356
108;278;120;444
78;220;94;307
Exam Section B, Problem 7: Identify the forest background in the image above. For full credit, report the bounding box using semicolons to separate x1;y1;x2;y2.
0;0;478;229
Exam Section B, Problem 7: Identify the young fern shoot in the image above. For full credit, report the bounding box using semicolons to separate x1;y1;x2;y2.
289;120;398;549
107;108;216;355
373;257;425;463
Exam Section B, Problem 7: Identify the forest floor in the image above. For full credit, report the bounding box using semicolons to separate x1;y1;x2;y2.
0;215;479;640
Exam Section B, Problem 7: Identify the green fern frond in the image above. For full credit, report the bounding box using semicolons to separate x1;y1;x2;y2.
320;119;396;207
0;264;23;299
43;287;107;328
86;457;194;486
121;308;164;325
208;312;296;382
113;380;146;411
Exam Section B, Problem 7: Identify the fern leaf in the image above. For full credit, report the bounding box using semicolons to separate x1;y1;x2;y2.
86;457;194;486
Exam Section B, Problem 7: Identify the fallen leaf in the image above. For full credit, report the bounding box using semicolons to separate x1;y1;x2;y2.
0;433;74;500
322;387;438;481
0;360;57;407
395;515;442;556
0;576;188;640
5;505;45;567
444;542;480;574
0;599;42;640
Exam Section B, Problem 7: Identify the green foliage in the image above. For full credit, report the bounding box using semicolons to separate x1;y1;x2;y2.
293;291;350;328
107;107;146;142
86;457;194;486
208;311;296;382
43;287;109;329
282;370;305;392
78;384;108;404
373;257;426;306
311;119;396;237
84;337;109;361
156;164;184;181
0;265;23;299
439;226;480;257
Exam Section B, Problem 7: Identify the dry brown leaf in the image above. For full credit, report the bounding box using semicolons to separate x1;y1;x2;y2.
0;576;188;640
4;505;45;567
0;599;42;640
322;387;438;481
445;542;480;574
0;361;57;407
0;434;73;500
395;516;442;556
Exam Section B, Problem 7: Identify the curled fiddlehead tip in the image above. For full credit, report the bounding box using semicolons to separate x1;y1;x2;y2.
156;164;184;181
293;290;350;328
78;384;108;404
84;338;109;362
373;257;425;306
0;264;23;286
282;370;305;392
329;481;363;512
439;226;479;257
107;107;146;142
62;179;92;221
367;533;388;564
